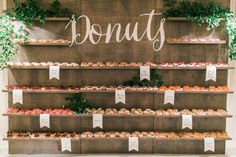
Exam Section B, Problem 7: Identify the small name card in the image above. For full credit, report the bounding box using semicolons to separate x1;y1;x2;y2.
164;90;175;105
13;89;23;105
50;66;60;80
182;115;193;130
129;137;139;152
115;90;126;104
206;66;217;82
93;114;103;129
204;138;215;152
140;66;150;81
40;114;50;128
61;138;72;152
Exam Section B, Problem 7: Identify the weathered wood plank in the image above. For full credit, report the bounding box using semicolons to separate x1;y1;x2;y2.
7;115;228;132
8;69;229;86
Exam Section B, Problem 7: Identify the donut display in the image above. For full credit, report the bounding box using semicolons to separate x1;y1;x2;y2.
13;39;71;45
6;131;229;139
3;0;233;154
6;108;229;116
5;85;230;92
8;61;229;68
166;38;223;43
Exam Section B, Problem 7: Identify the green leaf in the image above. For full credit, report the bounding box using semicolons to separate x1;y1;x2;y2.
122;70;163;87
162;0;236;60
64;93;93;114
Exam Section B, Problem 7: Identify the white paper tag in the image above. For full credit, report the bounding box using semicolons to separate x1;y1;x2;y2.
129;137;139;152
115;90;126;104
61;138;72;152
182;115;193;129
40;114;50;128
13;89;23;104
204;138;215;152
49;66;60;80
140;66;150;81
93;114;103;129
164;90;175;105
206;66;217;82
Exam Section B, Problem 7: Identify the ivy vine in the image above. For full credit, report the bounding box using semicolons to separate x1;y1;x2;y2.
163;0;236;60
63;93;93;114
122;70;163;87
0;0;73;69
0;12;28;69
13;0;72;26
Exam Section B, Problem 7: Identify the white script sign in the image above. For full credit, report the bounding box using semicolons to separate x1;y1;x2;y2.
13;89;23;105
129;137;139;152
204;138;215;152
61;138;72;152
65;10;166;52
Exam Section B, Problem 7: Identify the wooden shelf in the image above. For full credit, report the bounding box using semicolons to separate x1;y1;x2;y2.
166;40;227;45
166;17;224;21
19;40;226;46
3;113;232;118
4;137;231;141
31;17;71;21
17;42;71;46
4;137;230;154
8;65;234;70
167;17;191;21
2;89;233;94
13;17;71;21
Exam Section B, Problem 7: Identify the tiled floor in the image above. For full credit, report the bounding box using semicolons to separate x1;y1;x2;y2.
1;142;236;157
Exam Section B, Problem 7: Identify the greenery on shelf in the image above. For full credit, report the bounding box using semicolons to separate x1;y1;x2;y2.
163;0;236;60
63;93;93;114
13;0;72;26
0;0;73;69
0;12;28;69
122;70;163;87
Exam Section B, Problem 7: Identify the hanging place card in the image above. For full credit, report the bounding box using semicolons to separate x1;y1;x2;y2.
182;115;193;130
140;66;150;81
93;114;103;129
129;137;139;152
13;89;23;105
206;65;217;82
164;90;175;105
40;114;50;128
204;138;215;152
49;66;60;80
115;90;126;104
61;138;72;152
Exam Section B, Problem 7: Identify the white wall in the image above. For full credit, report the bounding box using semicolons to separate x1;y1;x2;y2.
227;1;236;149
0;70;8;151
227;60;236;149
0;0;8;151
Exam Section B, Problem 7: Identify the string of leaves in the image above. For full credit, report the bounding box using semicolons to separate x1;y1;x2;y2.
0;0;73;69
122;70;163;87
163;0;236;60
63;93;93;114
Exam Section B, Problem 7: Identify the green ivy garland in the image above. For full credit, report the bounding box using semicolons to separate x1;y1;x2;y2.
63;93;93;114
163;0;236;60
122;70;163;87
0;0;73;69
13;0;72;26
0;12;28;69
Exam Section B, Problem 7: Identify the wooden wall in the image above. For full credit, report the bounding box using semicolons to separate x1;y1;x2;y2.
6;0;231;154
